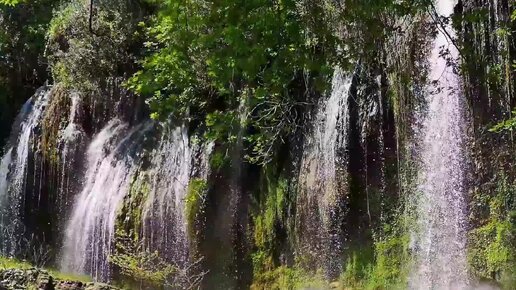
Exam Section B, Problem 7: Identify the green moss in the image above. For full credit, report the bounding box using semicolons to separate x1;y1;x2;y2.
366;234;409;289
0;257;92;283
250;150;415;290
209;151;229;172
185;178;208;253
47;269;92;283
468;174;516;288
340;247;375;288
254;177;287;249
469;218;515;287
116;171;151;242
339;231;409;290
0;257;33;270
251;164;289;278
41;85;71;166
251;266;328;290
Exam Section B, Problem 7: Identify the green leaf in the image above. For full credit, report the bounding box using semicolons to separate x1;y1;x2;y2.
0;0;21;6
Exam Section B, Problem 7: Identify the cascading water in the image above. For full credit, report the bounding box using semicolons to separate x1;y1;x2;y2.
296;69;352;276
0;89;51;255
141;125;192;264
60;117;204;281
60;119;151;280
57;93;88;218
0;149;12;202
410;0;469;288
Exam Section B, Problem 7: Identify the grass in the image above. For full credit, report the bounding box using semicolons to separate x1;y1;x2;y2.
47;269;92;283
251;266;329;290
0;256;92;283
0;257;32;269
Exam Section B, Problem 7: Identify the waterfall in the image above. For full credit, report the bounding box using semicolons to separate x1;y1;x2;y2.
141;125;192;264
296;69;352;276
0;89;51;256
60;117;203;281
57;93;88;217
410;0;469;288
60;119;151;280
0;149;12;202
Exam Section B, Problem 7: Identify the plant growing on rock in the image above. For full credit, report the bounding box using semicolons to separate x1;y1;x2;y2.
110;230;208;290
46;0;144;92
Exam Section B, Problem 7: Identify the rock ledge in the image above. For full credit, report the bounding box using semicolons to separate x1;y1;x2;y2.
0;268;118;290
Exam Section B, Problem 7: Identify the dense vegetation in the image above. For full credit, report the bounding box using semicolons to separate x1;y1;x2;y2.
0;0;57;143
129;0;432;164
0;0;514;289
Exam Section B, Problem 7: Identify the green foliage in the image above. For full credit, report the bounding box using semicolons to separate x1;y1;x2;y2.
0;257;92;283
209;150;230;172
0;0;55;79
111;229;207;289
486;64;503;88
480;5;515;133
250;266;328;290
111;230;177;288
204;110;240;145
340;231;409;289
251;166;289;279
490;111;516;132
129;0;430;164
128;0;338;163
468;175;516;288
130;0;339;107
0;0;57;143
0;0;21;6
253;177;287;251
46;0;143;92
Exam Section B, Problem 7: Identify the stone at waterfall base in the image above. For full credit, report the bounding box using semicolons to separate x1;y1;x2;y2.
0;268;118;290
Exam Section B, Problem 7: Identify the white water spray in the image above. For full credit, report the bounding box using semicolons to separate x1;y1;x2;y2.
0;149;12;202
141;125;192;264
0;89;51;255
61;119;202;281
60;119;148;280
410;0;469;288
297;69;352;275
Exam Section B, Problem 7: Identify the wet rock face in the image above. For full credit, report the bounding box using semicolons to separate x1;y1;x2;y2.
0;268;118;290
55;281;116;290
0;268;44;289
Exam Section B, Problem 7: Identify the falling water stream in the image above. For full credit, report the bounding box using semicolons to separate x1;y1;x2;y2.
0;83;207;280
60;119;134;280
410;0;469;288
60;119;160;280
0;149;12;203
141;125;192;265
0;89;51;255
297;69;352;276
60;116;203;281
